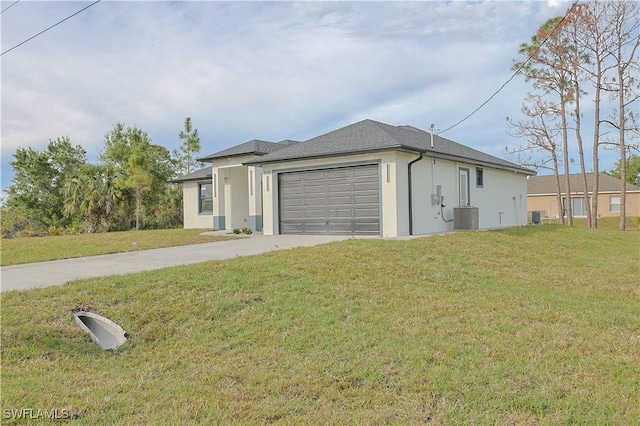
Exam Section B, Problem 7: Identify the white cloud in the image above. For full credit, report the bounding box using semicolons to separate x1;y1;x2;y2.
546;0;571;9
0;0;616;194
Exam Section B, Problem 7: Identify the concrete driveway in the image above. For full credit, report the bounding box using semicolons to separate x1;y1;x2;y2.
0;234;351;292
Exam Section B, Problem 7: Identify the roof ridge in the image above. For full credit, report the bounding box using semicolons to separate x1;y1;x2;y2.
368;120;407;145
240;119;533;175
198;138;281;162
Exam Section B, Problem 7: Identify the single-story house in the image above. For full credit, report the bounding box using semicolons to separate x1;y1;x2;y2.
173;119;535;237
171;139;299;230
527;173;640;218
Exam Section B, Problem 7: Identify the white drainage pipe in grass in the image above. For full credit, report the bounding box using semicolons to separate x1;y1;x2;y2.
73;310;127;350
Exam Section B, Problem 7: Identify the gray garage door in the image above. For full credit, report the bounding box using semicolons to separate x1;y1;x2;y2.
279;164;380;235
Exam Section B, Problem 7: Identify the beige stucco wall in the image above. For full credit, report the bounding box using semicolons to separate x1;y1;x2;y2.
227;166;250;229
382;152;404;237
528;192;640;218
408;155;529;234
207;155;264;231
214;165;250;230
215;155;256;169
182;180;213;229
468;165;528;228
259;151;530;237
248;166;262;220
261;170;274;234
181;155;259;231
261;153;395;236
621;192;640;216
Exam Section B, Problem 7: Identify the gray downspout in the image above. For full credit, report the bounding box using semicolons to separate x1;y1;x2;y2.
408;152;424;235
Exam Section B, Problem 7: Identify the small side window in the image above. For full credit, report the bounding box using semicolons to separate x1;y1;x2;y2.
199;183;213;214
609;196;620;212
476;168;484;188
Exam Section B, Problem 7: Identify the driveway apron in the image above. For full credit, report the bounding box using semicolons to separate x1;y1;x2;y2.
0;234;350;292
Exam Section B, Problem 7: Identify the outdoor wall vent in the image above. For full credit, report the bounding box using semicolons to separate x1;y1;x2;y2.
73;310;128;350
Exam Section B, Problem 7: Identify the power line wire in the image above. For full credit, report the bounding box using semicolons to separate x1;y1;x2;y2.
1;0;21;14
1;0;101;57
438;0;579;135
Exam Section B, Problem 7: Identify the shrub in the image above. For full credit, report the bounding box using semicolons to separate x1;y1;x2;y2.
47;226;65;236
233;227;253;235
1;207;46;239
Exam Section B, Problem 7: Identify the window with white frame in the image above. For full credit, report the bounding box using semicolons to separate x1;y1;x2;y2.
199;182;213;214
609;196;620;212
459;168;470;206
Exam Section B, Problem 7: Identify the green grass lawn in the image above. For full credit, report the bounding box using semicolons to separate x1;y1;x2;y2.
0;229;238;266
1;225;639;424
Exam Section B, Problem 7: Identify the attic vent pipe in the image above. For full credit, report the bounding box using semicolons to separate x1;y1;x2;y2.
408;152;425;235
430;124;435;148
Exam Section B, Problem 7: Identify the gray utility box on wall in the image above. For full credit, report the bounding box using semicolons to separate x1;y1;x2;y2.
453;207;479;230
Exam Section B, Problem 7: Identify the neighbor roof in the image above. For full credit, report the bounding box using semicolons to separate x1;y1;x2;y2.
198;139;300;162
170;166;212;183
245;119;534;175
528;173;640;195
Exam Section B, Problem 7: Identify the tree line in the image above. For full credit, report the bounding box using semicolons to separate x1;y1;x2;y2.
507;0;639;230
2;117;202;237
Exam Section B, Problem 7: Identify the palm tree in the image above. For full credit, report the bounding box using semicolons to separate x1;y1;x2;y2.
64;164;122;232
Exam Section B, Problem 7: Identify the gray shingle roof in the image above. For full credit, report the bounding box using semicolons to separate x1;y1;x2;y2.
170;166;212;183
528;173;640;195
197;139;299;162
245;119;534;174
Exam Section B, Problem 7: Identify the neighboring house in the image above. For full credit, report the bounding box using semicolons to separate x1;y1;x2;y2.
174;119;535;237
527;173;640;219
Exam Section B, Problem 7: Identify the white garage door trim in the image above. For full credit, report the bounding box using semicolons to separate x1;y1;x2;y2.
278;164;380;235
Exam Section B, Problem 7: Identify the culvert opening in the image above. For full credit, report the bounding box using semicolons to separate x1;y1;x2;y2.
73;310;127;350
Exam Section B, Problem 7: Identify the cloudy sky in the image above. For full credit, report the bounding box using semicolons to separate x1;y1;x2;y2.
1;0;617;196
